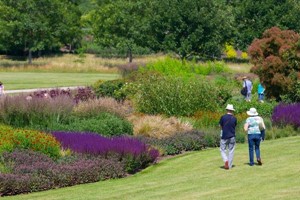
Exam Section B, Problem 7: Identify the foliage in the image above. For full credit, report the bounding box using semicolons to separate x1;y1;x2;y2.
50;112;133;137
137;130;206;155
73;98;129;119
0;149;125;196
128;114;193;139
51;131;159;173
90;0;233;60
248;27;300;101
225;97;278;117
140;57;229;77
0;0;82;63
92;79;126;102
32;87;96;103
232;0;300;50
271;103;300;129
147;0;234;59
280;81;300;103
0;128;60;159
224;44;237;58
90;0;151;62
118;62;143;78
0;94;74;129
134;75;226;116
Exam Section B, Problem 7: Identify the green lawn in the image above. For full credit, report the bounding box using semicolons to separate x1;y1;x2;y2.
0;72;120;90
4;136;300;200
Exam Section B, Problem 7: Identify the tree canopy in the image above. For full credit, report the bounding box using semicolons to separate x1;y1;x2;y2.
0;0;82;63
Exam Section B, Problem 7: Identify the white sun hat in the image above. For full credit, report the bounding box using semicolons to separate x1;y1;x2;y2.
225;104;235;111
247;108;258;116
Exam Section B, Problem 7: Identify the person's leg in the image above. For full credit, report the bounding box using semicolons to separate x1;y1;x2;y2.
247;92;251;101
220;139;229;169
248;134;254;166
228;137;236;168
254;135;261;161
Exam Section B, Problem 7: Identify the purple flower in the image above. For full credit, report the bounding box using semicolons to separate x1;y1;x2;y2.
272;103;300;128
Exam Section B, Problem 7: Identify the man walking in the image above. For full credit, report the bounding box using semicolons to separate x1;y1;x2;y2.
219;104;237;170
242;76;253;102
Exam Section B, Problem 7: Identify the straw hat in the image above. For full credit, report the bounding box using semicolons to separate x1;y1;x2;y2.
225;104;235;111
247;108;258;116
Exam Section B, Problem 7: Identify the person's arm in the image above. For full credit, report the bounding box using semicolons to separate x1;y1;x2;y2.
244;123;249;132
260;117;266;130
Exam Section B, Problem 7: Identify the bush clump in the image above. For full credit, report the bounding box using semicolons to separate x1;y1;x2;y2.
0;94;74;129
51;131;159;173
128;114;193;138
92;79;126;102
272;103;300;128
50;112;133;136
135;75;222;116
138;130;206;155
0;127;60;159
140;57;229;77
0;150;125;196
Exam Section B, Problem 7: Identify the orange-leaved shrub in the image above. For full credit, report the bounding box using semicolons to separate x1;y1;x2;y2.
0;126;60;159
248;26;300;101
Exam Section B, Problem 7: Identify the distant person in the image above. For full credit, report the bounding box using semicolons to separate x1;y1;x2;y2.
257;82;265;103
244;108;266;166
242;76;253;102
219;104;237;170
0;81;4;97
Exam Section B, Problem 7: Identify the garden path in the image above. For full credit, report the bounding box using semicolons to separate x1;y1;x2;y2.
5;86;84;94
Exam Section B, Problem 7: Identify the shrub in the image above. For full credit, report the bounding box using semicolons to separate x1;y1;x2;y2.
0;150;125;196
128;114;193;138
137;130;206;155
50;112;133;136
32;87;95;104
248;26;300;101
72;98;129;119
135;75;221;116
225;97;278;117
51;131;159;173
118;62;144;78
272;103;300;128
0;94;74;129
92;79;126;102
140;57;229;77
0;128;61;159
73;87;96;103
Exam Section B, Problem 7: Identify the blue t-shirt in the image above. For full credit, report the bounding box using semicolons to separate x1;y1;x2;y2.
219;114;237;139
258;84;265;94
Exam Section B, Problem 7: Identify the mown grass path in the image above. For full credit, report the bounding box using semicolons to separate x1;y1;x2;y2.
4;136;300;200
0;72;120;90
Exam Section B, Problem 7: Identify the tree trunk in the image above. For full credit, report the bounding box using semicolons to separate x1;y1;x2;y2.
128;48;132;63
28;49;32;64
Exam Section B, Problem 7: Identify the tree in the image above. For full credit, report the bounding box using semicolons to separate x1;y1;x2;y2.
232;0;300;50
147;0;234;60
0;0;82;64
91;0;234;61
248;26;300;101
91;0;151;62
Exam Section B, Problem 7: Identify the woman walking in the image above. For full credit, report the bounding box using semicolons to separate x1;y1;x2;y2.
244;108;265;166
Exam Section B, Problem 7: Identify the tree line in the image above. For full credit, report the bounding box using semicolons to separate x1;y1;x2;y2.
0;0;299;63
